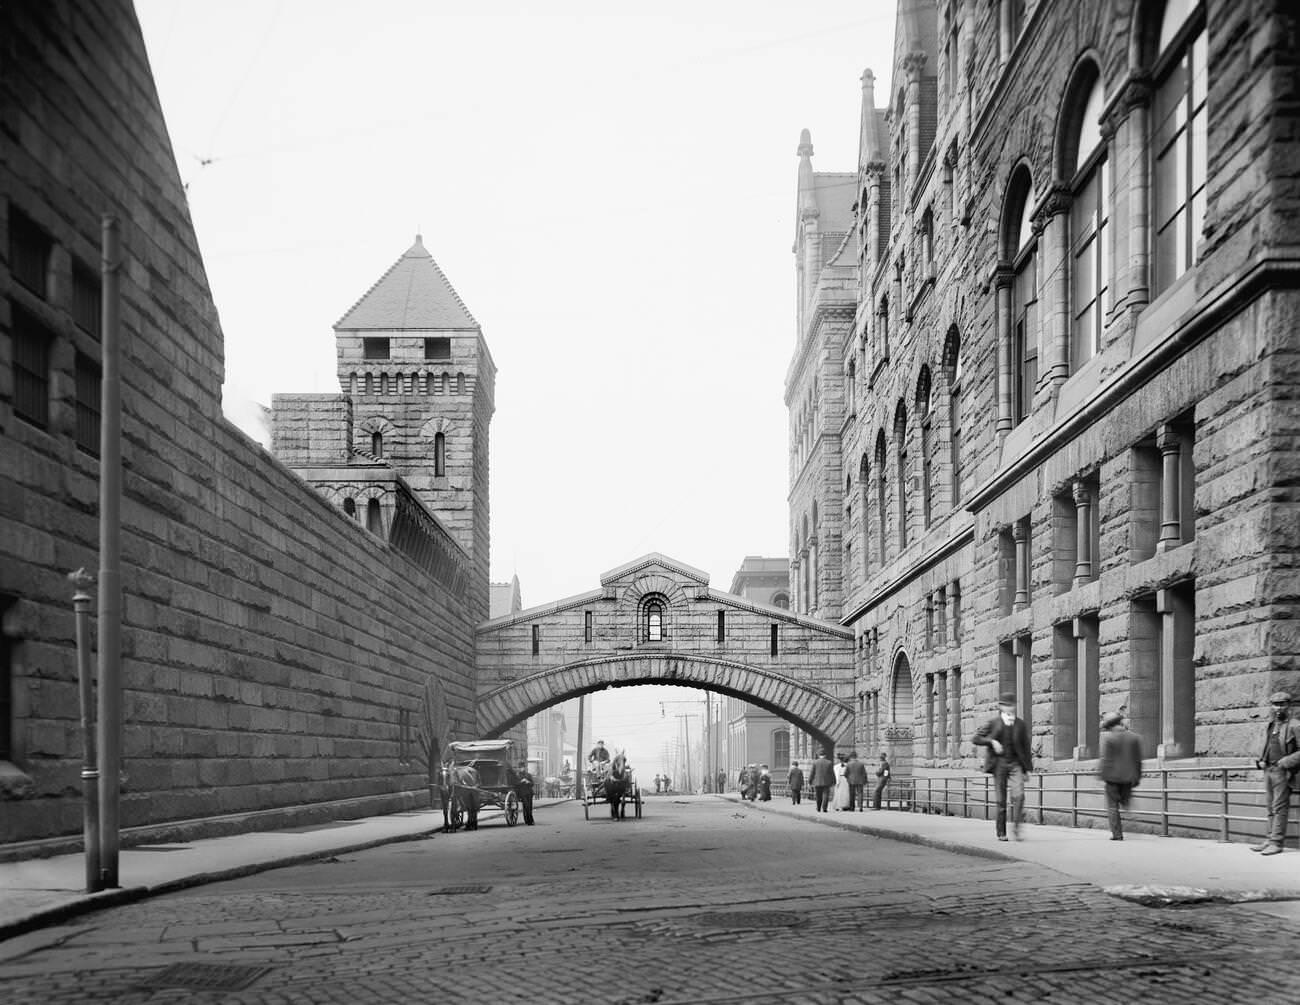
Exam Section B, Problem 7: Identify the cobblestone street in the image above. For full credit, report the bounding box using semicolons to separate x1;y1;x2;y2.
0;798;1295;1003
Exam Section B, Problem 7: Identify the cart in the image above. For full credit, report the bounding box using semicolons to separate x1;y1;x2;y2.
445;739;522;829
582;760;642;820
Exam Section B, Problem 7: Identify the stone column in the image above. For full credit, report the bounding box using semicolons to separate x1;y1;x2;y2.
1157;424;1182;551
1037;186;1071;390
1071;616;1100;760
995;265;1014;436
1121;77;1152;312
1013;519;1030;610
934;671;948;759
947;669;962;758
1072;479;1094;587
903;52;927;196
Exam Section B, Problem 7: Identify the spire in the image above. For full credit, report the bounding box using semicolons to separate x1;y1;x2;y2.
797;128;819;222
858;69;884;170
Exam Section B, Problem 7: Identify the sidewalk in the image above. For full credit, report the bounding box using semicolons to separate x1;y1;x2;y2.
722;792;1300;921
4;795;1298;944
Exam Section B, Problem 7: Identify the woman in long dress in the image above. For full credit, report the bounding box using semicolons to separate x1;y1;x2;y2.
833;756;851;810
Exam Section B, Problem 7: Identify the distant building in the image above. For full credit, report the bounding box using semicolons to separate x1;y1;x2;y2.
723;558;795;785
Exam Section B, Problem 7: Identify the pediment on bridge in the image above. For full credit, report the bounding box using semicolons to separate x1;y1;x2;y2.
599;553;710;590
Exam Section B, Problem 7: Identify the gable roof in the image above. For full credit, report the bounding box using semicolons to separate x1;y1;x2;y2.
599;553;710;587
335;235;479;331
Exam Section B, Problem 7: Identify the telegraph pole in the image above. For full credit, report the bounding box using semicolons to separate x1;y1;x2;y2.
97;216;122;889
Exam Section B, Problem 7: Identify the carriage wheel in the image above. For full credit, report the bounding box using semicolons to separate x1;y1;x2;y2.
504;790;519;826
634;786;643;819
449;798;464;831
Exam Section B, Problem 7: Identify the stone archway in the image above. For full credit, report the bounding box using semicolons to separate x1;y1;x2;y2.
477;653;854;754
887;651;915;776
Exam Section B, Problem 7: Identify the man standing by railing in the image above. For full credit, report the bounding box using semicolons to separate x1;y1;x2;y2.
1254;691;1300;857
973;693;1034;841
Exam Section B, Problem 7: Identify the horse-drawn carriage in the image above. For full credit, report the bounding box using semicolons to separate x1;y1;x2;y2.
582;751;642;820
441;739;523;831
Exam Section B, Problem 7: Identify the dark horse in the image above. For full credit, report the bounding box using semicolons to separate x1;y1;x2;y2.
604;751;631;820
440;763;480;831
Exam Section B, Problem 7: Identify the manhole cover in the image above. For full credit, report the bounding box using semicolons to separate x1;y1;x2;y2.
137;963;270;991
693;911;803;929
429;884;493;895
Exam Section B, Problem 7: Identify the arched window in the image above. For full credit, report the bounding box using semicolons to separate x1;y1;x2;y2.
343;497;356;519
1066;64;1109;369
364;373;373;395
366;498;382;535
944;327;964;507
916;367;933;530
371;431;383;457
456;372;466;394
1004;166;1037;423
772;729;790;771
894;401;909;550
434;431;446;478
441;372;450;394
875;431;889;564
1151;0;1206;296
641;595;667;643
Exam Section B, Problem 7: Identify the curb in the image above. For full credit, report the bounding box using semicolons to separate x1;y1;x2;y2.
722;795;1019;864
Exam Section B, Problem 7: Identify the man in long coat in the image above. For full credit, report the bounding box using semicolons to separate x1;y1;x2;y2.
844;752;869;811
787;761;804;805
808;749;836;813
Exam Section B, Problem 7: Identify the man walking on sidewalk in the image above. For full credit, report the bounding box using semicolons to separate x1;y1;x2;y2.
787;760;804;805
809;749;835;813
871;753;890;810
1097;711;1142;840
973;693;1033;841
1253;691;1300;856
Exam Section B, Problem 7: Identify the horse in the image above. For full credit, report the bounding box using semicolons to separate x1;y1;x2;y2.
440;762;480;831
604;751;632;820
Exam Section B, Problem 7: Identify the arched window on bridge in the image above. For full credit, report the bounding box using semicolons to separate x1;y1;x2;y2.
641;594;667;643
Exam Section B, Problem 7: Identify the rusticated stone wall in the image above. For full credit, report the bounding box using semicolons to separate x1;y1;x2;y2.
0;1;480;849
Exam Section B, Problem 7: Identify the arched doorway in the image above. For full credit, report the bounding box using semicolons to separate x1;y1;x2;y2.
888;651;915;777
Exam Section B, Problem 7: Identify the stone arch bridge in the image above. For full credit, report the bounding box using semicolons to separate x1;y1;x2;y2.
474;555;855;751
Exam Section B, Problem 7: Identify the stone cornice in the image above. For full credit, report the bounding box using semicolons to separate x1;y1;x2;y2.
703;589;854;638
963;257;1300;513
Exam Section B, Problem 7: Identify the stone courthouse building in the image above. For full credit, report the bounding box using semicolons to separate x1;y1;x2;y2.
790;0;1300;777
0;2;492;851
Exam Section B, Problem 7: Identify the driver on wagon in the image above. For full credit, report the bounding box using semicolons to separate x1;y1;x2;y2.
588;740;611;765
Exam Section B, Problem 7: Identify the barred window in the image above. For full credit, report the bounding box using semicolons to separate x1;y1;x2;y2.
11;307;52;428
72;260;102;338
75;352;101;456
8;209;51;298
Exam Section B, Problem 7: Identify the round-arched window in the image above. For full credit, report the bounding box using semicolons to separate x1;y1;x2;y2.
641;594;668;643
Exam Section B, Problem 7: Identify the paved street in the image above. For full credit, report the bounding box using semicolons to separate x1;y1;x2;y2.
0;797;1295;1004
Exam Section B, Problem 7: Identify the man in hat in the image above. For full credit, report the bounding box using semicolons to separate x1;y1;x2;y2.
514;761;536;825
1253;691;1300;856
972;692;1034;840
787;760;804;805
1097;711;1142;840
844;751;869;811
588;739;610;765
808;748;836;813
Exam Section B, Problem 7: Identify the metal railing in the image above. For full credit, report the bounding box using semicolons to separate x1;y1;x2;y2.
877;765;1299;847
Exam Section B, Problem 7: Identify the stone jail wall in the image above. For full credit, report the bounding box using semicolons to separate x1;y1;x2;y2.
0;1;479;847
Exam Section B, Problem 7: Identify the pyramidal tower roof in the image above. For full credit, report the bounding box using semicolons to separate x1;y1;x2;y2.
335;235;479;330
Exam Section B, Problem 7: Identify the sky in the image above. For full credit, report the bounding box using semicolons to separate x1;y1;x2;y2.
134;1;898;776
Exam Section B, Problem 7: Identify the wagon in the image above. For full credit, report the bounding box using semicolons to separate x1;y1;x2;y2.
444;739;523;829
582;758;642;820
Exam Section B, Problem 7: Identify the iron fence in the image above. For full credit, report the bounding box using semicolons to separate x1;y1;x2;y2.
878;765;1298;847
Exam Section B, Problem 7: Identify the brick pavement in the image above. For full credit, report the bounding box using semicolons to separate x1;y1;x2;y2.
1;798;1297;1003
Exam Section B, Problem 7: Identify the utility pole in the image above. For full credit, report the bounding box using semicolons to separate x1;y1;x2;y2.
97;216;122;889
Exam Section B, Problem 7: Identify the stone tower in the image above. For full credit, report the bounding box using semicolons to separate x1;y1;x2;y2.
273;236;496;623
